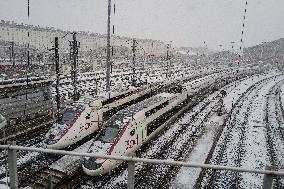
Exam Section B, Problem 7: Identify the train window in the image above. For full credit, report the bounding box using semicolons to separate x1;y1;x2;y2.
102;91;134;106
145;101;169;117
61;106;84;125
130;129;135;136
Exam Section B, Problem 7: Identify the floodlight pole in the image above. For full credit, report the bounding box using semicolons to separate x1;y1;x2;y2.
54;37;60;121
69;32;79;102
106;0;112;92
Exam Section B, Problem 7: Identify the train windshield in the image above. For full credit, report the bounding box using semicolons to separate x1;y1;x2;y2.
100;127;120;143
60;105;84;126
99;117;130;143
47;123;69;140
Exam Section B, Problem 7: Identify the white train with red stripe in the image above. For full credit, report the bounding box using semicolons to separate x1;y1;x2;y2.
45;97;103;149
44;84;167;150
82;92;185;176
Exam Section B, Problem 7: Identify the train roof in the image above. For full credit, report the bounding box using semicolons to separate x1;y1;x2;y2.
0;77;53;92
105;93;173;129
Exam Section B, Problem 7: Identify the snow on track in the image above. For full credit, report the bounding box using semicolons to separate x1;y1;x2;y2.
199;74;284;189
264;82;284;188
170;73;281;188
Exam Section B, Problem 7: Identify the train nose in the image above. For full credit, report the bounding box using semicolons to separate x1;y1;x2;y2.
83;157;103;170
83;157;107;176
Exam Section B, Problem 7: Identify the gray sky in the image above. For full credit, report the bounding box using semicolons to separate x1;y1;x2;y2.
0;0;283;50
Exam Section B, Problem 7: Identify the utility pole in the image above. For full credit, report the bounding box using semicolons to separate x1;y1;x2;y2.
48;37;60;121
69;32;80;102
54;37;60;121
166;44;171;78
106;0;112;92
141;48;145;70
231;41;235;63
150;42;154;73
25;0;31;115
219;44;223;62
9;41;15;67
260;42;266;60
131;39;137;86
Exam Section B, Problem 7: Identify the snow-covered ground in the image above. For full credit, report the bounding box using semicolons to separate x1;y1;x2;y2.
170;115;225;189
170;73;282;188
199;73;284;188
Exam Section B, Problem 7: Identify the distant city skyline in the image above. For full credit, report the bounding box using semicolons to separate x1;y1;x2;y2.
0;0;283;50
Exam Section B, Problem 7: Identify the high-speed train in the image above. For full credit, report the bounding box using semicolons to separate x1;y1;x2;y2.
44;96;103;149
82;92;186;176
44;83;168;149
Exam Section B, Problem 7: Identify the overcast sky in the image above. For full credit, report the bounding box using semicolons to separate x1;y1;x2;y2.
0;0;283;50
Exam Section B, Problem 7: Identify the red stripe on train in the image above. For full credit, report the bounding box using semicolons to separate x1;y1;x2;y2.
109;121;130;154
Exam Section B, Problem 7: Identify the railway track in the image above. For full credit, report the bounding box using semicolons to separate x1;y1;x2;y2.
196;74;284;189
265;82;284;188
199;77;271;188
0;116;52;143
230;79;271;188
0;118;52;177
274;87;284;142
